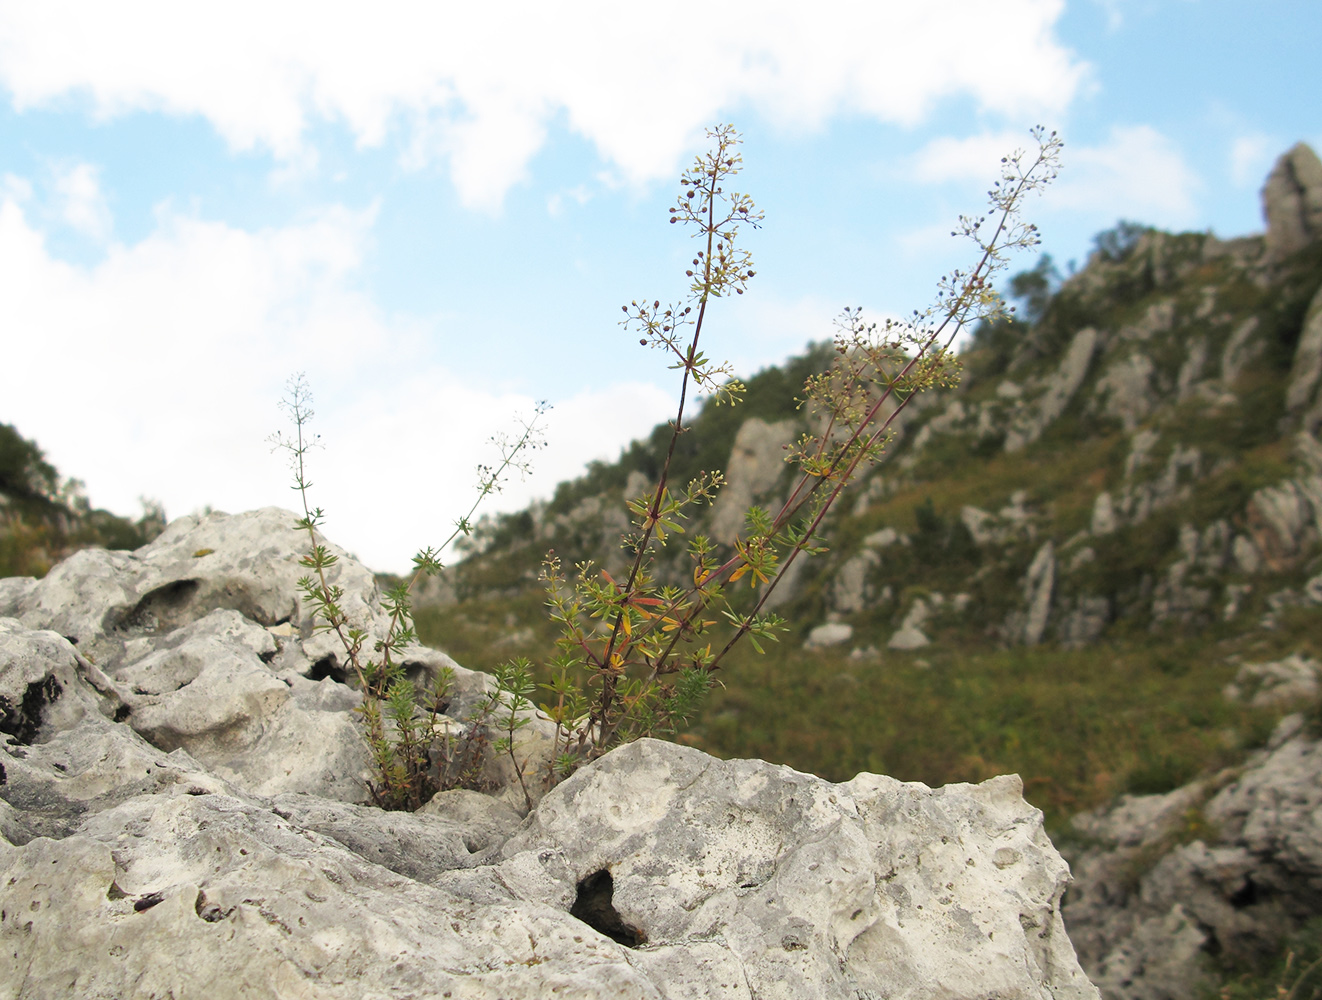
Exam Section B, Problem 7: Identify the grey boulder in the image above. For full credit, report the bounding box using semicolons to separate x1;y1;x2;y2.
2;509;1101;999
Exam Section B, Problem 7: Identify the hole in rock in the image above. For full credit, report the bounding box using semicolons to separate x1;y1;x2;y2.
402;661;434;689
0;675;63;745
133;892;165;913
306;655;347;684
114;580;201;635
1229;876;1260;909
113;705;132;723
402;661;452;712
194;890;225;922
570;869;646;948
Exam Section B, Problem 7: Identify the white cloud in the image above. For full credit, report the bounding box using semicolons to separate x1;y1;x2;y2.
547;184;593;219
1044;125;1201;227
908;130;1032;184
724;290;856;371
910;125;1202;229
0;1;1088;210
1091;0;1128;30
1229;133;1274;188
53;162;112;240
1089;0;1191;32
302;375;675;570
0;185;677;571
2;172;33;203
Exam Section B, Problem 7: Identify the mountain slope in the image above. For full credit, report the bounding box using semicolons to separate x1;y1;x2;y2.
415;143;1322;827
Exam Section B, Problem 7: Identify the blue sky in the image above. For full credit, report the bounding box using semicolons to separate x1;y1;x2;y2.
2;0;1319;573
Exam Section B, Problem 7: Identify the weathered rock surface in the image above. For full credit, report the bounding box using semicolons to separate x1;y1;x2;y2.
0;510;1101;999
708;417;798;542
1005;326;1099;451
1287;284;1322;432
1223;653;1321;707
1262;142;1322;261
1063;717;1322;1000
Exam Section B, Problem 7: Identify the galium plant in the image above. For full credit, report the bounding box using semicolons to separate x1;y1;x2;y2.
276;123;1060;812
522;124;1064;784
271;374;547;810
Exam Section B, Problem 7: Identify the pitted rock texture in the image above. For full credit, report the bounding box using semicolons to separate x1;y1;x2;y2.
504;739;1098;1000
2;510;1100;999
2;730;1100;999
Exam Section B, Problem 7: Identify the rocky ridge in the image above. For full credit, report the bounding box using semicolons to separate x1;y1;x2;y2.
0;509;1098;999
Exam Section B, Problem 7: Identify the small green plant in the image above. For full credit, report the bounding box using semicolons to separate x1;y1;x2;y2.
519;124;1062;782
271;374;547;810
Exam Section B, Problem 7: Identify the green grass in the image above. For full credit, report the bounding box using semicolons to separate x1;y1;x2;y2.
1212;916;1322;1000
415;591;1318;835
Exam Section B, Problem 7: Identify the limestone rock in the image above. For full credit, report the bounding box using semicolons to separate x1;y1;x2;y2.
1220;317;1265;386
2;791;628;999
3;507;383;672
1223;653;1321;707
1065;719;1322;1000
0;737;1104;1000
707;417;798;542
1245;481;1317;571
1094;353;1157;432
888;596;934;650
1021;542;1056;646
886;625;929;651
1004;326;1099;451
1;509;1103;999
1286;284;1322;431
1056;596;1111;649
0;712;244;838
959;493;1038;547
961;504;996;545
805;621;854;649
863;526;904;549
503;739;1099;1000
0;619;118;742
1262;142;1322;261
829;549;879;615
1176;336;1208;399
1091;491;1118;535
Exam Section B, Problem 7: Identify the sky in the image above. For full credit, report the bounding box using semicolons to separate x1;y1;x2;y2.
2;0;1319;573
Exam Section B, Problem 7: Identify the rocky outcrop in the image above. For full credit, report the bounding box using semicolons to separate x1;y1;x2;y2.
1262;142;1322;261
1223;653;1321;708
1004;326;1099;450
1;511;1100;999
1064;716;1322;1000
1287;284;1322;432
707;417;798;542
